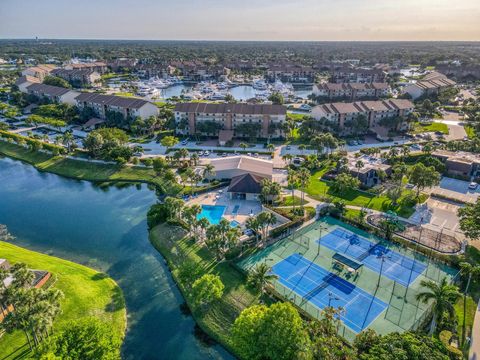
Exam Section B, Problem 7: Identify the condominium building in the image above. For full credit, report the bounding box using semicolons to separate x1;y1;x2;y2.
403;72;456;100
330;66;386;83
174;102;286;140
311;99;414;132
313;82;389;100
15;75;41;93
266;65;315;83
51;68;101;87
21;64;57;81
75;93;159;120
25;83;80;105
64;62;108;74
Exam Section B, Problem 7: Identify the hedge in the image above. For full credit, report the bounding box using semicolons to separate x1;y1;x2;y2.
0;130;66;154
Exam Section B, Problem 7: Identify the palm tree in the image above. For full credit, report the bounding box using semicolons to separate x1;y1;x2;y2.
287;169;299;212
239;142;248;152
62;131;75;153
298;167;310;209
247;263;278;295
355;160;364;179
245;217;261;245
416;278;461;335
256;212;277;247
266;143;275;155
459;262;480;343
203;164;215;181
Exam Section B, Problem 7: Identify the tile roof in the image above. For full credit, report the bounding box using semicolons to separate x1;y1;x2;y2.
15;75;41;86
209;156;273;177
175;102;286;115
315;99;413;115
75;93;150;109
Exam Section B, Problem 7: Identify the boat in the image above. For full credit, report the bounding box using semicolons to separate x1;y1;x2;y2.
252;79;268;90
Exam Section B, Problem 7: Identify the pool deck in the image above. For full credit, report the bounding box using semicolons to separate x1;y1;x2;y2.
187;187;263;226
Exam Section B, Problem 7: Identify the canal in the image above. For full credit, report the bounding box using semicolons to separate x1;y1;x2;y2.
0;157;231;360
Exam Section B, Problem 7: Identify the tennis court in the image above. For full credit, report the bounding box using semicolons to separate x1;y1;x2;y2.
238;216;459;341
273;253;387;333
319;228;427;287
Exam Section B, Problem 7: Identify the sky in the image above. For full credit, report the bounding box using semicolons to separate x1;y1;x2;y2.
1;0;479;41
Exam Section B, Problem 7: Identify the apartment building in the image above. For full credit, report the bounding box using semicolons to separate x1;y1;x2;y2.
75;93;159;120
15;75;41;93
311;99;414;133
25;83;80;105
432;150;480;179
403;72;456;100
107;58;138;72
330;66;386;83
174;102;286;140
51;68;101;87
64;61;108;74
266;65;315;83
170;61;230;81
313;82;389;100
21;64;57;81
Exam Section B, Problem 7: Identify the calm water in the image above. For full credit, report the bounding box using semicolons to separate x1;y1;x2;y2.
0;157;231;360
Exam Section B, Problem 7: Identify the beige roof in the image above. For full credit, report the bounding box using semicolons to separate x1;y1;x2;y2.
315;99;413;115
209;156;273;177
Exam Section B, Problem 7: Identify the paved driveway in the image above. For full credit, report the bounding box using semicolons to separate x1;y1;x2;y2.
437;177;480;200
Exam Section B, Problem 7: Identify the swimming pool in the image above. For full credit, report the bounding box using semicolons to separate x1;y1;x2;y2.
197;205;227;225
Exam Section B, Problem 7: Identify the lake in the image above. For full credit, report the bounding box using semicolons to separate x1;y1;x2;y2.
0;157;231;360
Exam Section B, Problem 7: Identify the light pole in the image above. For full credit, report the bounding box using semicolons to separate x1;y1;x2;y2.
315;224;327;256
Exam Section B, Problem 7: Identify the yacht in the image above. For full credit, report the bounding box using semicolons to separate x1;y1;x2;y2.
252;79;268;90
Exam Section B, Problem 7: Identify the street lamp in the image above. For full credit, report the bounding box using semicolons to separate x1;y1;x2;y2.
315;224;328;256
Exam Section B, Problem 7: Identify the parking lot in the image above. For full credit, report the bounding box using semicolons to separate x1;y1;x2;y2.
432;177;480;203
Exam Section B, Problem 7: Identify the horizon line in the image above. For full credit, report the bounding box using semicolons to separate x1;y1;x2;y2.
1;37;479;43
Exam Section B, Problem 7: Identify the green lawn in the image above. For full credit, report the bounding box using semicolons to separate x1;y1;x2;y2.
0;241;126;359
149;223;259;355
455;295;477;348
306;169;424;218
412;122;449;134
277;195;308;206
0;140;181;194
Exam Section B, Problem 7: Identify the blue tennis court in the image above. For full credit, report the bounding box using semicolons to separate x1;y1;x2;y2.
318;228;427;287
272;253;387;333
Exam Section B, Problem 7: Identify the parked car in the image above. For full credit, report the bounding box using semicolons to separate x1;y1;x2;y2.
181;139;188;145
204;150;210;156
468;182;478;190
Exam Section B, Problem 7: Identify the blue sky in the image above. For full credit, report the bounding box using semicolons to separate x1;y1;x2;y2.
1;0;479;41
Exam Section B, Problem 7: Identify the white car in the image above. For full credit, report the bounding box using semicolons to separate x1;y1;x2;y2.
468;182;478;190
203;151;210;156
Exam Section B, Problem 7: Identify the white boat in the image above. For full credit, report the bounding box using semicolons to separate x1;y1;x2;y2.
252;79;268;90
208;92;227;100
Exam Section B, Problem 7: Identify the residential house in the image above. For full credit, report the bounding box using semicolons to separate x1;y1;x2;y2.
311;99;414;133
313;82;389;100
403;72;456;100
51;68;101;87
432;150;480;179
75;93;159;120
21;64;57;81
346;156;392;187
175;102;286;140
25;83;80;105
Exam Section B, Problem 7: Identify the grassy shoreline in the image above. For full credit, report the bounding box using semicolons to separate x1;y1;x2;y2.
0;140;180;193
149;223;259;358
0;241;126;359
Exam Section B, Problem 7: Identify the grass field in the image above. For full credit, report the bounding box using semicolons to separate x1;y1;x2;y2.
0;241;126;360
0;140;181;194
306;168;424;218
412;122;449;135
149;223;259;355
277;195;308;206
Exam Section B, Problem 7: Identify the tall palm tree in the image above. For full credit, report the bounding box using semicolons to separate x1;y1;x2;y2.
62;131;75;153
355;160;364;179
247;263;278;295
416;278;461;334
287;169;299;212
239;142;248;152
298;167;310;209
203;164;215;181
459;262;480;343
